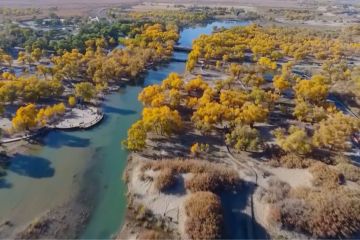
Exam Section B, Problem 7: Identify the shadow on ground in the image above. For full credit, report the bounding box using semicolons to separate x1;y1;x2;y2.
142;129;224;162
220;182;269;239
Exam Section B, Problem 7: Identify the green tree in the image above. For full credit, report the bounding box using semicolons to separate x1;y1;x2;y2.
226;125;261;151
75;82;96;102
273;126;312;155
313;112;359;150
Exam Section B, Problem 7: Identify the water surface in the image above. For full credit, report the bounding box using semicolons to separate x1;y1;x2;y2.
0;20;248;239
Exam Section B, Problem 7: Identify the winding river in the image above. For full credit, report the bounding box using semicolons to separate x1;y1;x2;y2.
0;20;247;239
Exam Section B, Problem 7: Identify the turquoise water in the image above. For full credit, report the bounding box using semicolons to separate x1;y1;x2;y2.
178;20;248;48
0;21;248;239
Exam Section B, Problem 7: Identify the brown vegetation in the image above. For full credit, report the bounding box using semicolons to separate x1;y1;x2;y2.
138;230;163;240
309;162;344;189
277;188;360;238
154;168;176;192
185;170;240;192
141;159;241;193
258;178;290;204
337;163;360;183
184;191;223;239
269;153;313;169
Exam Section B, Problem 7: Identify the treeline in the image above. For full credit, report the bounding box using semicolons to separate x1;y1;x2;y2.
0;8;41;16
125;10;212;27
267;8;319;21
0;20;132;54
0;22;178;99
186;24;359;71
0;21;180;134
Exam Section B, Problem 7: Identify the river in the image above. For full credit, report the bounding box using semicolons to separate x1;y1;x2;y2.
0;20;247;239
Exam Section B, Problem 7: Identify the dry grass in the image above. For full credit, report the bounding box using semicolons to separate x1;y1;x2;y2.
309;163;344;189
185;170;240;192
337;163;360;183
138;230;163;240
141;159;209;174
274;188;360;238
184;191;223;240
258;177;291;204
141;159;241;193
154;168;176;191
269;153;313;169
276;198;311;232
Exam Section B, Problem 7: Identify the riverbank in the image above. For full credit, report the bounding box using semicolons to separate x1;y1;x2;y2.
0;20;249;239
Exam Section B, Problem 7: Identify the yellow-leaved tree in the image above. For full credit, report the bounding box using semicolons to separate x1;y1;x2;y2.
162;72;184;90
142;106;182;136
273;74;290;93
273;125;313;155
313;112;359;150
12;104;38;131
123;120;147;151
191;102;229;132
138;85;165;107
68;96;77;107
237;103;269;127
294;75;329;104
257;57;277;71
185;75;209;97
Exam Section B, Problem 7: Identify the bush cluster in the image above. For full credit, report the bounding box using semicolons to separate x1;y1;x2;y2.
336;163;360;183
269;153;312;169
138;230;163;240
141;159;241;193
309;163;344;189
184;191;223;239
258;178;291;204
154;168;176;191
275;188;360;238
185;170;240;192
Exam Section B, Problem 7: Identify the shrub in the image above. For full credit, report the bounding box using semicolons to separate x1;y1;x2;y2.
309;163;344;189
190;142;209;156
273;126;312;155
275;187;360;238
225;125;261;152
184;192;223;239
336;163;360;183
308;190;360;238
68;96;76;107
185;170;241;192
154;168;176;192
258;178;290;203
141;159;241;193
138;230;163;240
270;153;312;169
278;198;311;232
